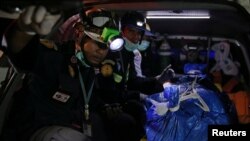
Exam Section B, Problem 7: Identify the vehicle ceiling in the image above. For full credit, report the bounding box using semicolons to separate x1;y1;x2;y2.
82;0;250;38
0;0;250;40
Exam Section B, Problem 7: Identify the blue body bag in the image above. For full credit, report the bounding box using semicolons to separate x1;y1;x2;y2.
145;76;231;141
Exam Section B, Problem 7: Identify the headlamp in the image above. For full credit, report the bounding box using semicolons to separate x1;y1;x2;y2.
136;21;144;27
101;27;124;51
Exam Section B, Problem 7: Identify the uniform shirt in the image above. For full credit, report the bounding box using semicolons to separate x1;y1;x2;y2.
2;36;97;141
106;47;164;95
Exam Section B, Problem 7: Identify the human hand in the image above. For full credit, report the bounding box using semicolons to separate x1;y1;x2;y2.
17;5;61;35
140;93;148;101
155;64;175;84
149;99;168;116
103;103;123;119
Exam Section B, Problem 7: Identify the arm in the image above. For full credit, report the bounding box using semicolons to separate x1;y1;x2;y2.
126;52;164;94
127;54;175;94
127;72;164;94
6;25;34;54
5;6;61;54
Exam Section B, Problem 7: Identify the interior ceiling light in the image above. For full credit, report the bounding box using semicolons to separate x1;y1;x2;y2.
146;10;210;19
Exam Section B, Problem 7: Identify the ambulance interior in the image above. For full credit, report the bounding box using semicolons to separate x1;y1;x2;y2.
0;0;250;140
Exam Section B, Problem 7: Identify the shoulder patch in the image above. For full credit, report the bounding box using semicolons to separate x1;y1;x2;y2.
40;39;58;50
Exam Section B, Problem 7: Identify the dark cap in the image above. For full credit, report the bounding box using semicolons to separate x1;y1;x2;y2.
121;11;153;36
121;11;146;31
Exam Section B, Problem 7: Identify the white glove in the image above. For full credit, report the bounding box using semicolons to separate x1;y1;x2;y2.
149;99;168;116
139;93;148;101
18;5;61;35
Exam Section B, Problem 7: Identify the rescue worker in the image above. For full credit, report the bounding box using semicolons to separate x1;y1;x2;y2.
99;11;175;141
0;6;133;141
113;11;174;95
136;23;158;77
80;8;142;141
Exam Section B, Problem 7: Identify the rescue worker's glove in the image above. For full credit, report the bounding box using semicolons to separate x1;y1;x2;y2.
102;103;123;120
148;99;168;116
18;5;61;35
155;64;175;84
140;93;148;101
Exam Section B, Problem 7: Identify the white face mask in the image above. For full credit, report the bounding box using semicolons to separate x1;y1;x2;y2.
124;38;150;52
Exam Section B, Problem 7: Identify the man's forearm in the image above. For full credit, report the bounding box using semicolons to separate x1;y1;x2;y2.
6;26;34;53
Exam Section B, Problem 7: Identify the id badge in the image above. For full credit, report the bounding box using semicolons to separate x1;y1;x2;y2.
83;122;92;137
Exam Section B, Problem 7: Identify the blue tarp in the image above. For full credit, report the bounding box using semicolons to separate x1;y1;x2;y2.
145;76;231;141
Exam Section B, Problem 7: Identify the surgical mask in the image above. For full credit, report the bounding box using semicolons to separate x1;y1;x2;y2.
124;38;150;52
75;51;90;67
137;40;150;51
124;37;138;52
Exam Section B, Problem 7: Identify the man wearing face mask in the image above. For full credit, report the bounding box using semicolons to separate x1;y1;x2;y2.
138;23;159;77
98;11;175;140
116;11;174;94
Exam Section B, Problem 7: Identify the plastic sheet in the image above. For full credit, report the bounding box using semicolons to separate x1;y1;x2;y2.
145;76;231;141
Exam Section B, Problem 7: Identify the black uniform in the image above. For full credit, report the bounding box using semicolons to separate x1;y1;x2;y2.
108;47;164;95
1;36;104;141
94;47;164;141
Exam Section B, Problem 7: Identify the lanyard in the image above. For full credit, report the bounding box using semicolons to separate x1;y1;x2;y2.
77;65;95;121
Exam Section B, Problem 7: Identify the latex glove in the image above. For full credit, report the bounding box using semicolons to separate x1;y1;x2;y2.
18;5;61;35
155;64;175;84
149;99;168;116
140;93;148;101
